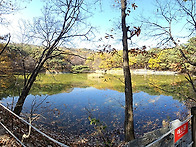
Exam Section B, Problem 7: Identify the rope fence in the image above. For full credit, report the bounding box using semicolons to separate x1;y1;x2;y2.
0;103;68;147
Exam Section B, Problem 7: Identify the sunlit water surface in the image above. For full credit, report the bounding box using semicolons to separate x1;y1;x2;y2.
1;84;189;138
1;73;192;144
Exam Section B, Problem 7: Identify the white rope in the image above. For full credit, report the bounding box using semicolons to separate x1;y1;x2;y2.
145;129;173;147
188;141;193;147
0;103;69;147
146;115;193;147
0;122;26;147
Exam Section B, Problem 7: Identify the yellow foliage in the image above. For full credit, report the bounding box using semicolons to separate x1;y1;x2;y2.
148;58;160;69
0;43;13;76
129;57;137;65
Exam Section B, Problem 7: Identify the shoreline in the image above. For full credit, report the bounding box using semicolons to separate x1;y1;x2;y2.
96;69;178;75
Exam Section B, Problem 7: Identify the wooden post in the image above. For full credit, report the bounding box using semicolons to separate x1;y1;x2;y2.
191;107;196;147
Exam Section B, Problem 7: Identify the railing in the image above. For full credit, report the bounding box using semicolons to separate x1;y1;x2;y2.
0;121;26;147
0;103;69;147
1;103;196;147
126;108;196;147
146;115;193;147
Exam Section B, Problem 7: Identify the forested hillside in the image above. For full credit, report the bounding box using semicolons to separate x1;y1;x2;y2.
1;37;195;74
86;37;196;74
0;43;92;73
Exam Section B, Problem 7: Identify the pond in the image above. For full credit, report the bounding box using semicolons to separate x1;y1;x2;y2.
0;73;192;143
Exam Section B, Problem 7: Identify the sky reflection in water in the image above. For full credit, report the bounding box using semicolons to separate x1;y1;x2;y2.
1;87;188;137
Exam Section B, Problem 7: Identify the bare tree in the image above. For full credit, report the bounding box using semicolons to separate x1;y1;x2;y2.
141;0;195;63
0;0;16;54
0;0;30;54
141;0;196;98
0;0;18;24
176;0;196;32
141;0;180;46
99;0;140;142
13;0;92;115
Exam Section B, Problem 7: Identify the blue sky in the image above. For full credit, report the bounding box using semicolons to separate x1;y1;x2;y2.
1;0;192;49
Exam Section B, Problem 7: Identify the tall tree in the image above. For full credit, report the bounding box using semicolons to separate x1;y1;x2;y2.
121;0;141;142
121;0;135;142
13;0;92;115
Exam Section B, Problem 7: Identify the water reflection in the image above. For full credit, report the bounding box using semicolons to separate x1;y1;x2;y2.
133;91;188;136
1;86;189;138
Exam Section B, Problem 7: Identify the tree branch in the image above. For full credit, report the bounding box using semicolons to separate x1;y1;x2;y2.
0;34;11;55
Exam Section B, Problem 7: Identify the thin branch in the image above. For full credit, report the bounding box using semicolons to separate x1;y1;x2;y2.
178;47;196;66
185;72;196;94
47;51;86;60
0;34;11;55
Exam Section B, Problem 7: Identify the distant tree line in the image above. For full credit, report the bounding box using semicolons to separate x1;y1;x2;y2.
86;37;196;74
0;36;195;75
0;43;91;74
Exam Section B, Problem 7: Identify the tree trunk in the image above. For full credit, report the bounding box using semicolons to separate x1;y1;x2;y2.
13;59;45;115
121;0;135;142
12;0;88;115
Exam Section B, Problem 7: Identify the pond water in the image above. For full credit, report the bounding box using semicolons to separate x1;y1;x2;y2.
0;73;191;140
